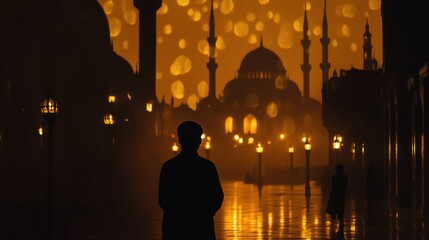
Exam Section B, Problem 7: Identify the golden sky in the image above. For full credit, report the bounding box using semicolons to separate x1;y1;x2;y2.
99;0;382;108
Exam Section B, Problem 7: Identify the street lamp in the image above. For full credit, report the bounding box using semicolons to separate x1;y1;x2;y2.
40;95;59;240
172;142;179;156
333;137;341;167
304;138;311;198
205;141;211;159
256;143;264;190
288;145;294;188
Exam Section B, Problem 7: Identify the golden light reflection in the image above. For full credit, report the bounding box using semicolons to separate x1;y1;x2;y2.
202;23;209;31
332;39;338;47
248;137;254;144
171;80;185;99
39;127;43;136
244;114;257;134
267;10;274;19
259;0;270;5
104;114;115;124
304;1;311;10
273;13;281;24
146;103;153;112
108;95;116;103
225;116;233;133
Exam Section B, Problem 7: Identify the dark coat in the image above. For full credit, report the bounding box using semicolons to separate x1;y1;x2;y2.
158;152;224;240
327;172;348;217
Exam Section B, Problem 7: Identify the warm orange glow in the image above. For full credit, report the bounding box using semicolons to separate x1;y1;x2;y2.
145;102;152;112
40;97;59;114
201;133;206;139
256;142;263;153
279;133;285;140
304;139;311;151
248;137;254;144
225;117;234;134
205;141;211;150
38;127;43;136
108;95;116;103
103;114;115;125
288;145;294;153
333;139;340;150
234;134;240;141
172;142;179;152
243;114;257;134
238;138;243;144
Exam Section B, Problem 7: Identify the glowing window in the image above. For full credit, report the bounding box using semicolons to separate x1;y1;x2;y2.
225;116;234;134
243;114;257;134
108;95;116;103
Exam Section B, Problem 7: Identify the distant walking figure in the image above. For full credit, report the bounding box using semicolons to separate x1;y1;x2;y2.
158;121;224;240
327;164;348;228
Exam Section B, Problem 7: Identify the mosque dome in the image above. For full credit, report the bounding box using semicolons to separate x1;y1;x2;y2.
239;42;285;75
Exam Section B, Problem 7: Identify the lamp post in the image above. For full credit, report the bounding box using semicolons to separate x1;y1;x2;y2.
333;137;340;167
40;96;59;240
256;143;264;190
205;141;211;159
304;138;311;198
172;142;179;156
288;145;294;188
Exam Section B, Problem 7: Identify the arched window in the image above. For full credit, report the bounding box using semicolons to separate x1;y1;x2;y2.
225;116;234;134
243;114;257;134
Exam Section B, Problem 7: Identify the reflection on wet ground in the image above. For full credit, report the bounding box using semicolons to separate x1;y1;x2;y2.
214;180;425;240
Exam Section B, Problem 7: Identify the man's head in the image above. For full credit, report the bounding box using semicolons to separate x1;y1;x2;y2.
177;121;203;152
336;164;344;174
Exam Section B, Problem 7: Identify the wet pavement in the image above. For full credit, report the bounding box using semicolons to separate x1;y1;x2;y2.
129;180;426;239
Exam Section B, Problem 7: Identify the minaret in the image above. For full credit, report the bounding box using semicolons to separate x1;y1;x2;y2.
363;16;373;70
134;0;162;104
320;0;331;83
206;0;218;101
301;4;311;101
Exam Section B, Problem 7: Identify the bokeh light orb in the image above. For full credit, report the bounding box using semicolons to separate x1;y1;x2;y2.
248;34;257;44
158;3;168;15
259;0;270;5
350;43;358;52
313;26;322;36
293;18;303;32
198;40;209;55
170;55;192;76
177;0;190;7
197;81;209;98
122;40;129;50
255;21;264;32
216;36;226;50
163;24;173;35
273;13;281;24
369;0;381;10
156;71;164;80
275;74;287;89
266;102;278;117
246;12;256;22
187;94;199;110
278;31;293;49
225;20;234;32
179;39;186;49
192;10;202;22
171;80;185;99
234;21;249;37
220;0;234;14
103;0;114;15
108;17;122;37
332;39;338;47
124;9;137;25
342;4;357;18
341;24;351;37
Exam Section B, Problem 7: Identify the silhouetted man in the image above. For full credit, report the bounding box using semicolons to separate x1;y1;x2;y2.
158;121;224;240
327;164;348;228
